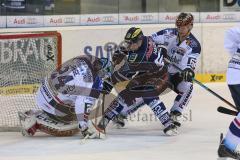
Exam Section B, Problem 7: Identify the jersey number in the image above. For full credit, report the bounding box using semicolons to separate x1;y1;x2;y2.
54;66;74;89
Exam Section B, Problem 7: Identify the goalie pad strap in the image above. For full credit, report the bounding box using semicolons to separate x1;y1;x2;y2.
38;125;79;137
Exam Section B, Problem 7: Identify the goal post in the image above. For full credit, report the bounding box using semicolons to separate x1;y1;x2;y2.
0;31;62;131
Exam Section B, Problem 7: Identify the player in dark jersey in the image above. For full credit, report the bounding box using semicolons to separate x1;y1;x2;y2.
98;27;179;136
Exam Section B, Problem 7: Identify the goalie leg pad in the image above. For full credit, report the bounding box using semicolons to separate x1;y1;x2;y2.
19;109;79;137
35;111;79;137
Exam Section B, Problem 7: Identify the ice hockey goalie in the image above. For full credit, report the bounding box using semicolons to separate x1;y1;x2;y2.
18;55;113;139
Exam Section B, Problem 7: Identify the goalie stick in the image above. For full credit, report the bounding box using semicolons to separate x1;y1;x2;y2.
164;58;238;114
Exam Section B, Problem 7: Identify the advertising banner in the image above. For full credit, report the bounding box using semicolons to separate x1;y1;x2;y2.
6;16;43;27
200;12;240;23
44;15;80;26
119;13;158;24
80;14;118;25
159;12;200;23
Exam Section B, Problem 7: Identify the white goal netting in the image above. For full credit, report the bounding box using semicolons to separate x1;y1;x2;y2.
0;32;62;131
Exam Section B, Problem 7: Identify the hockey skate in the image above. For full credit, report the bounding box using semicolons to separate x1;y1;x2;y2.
18;111;38;136
218;133;240;159
170;110;182;127
97;116;110;131
81;120;106;139
163;122;179;136
112;114;127;128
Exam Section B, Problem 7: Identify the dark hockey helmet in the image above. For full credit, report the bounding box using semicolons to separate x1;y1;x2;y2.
124;27;143;44
175;12;194;27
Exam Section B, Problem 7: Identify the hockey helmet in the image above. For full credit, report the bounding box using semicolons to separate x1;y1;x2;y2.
175;12;194;27
99;57;113;79
124;27;143;44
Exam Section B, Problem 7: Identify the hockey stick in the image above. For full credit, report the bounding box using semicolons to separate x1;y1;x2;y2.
101;93;106;133
217;106;238;116
164;58;238;112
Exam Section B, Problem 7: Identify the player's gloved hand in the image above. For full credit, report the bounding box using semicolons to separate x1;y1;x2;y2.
81;127;97;139
112;50;127;65
181;68;195;82
80;121;105;139
102;79;113;94
154;52;164;69
156;44;169;59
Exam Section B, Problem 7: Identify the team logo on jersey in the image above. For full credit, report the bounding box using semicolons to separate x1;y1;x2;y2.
128;53;138;62
171;47;186;56
188;39;198;48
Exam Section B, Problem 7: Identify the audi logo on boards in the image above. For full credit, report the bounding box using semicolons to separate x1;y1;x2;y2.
64;17;76;23
141;15;154;21
102;16;114;22
26;18;38;24
222;14;236;20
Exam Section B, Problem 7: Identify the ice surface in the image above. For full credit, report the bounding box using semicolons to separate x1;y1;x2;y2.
0;83;235;160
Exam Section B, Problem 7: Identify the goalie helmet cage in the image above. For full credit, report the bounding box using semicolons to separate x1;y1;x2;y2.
0;31;62;131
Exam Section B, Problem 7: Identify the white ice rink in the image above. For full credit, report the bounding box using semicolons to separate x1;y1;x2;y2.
0;83;236;160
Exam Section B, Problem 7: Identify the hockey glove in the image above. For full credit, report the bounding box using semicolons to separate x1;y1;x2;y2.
81;127;97;139
156;44;169;59
80;121;105;139
181;68;195;82
112;49;127;65
102;79;113;94
154;52;164;69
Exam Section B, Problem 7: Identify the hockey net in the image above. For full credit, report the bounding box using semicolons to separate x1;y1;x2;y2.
0;32;62;131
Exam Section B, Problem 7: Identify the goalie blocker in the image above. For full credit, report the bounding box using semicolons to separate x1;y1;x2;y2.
18;55;113;139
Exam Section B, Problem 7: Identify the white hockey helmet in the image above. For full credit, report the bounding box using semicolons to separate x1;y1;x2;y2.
98;57;113;79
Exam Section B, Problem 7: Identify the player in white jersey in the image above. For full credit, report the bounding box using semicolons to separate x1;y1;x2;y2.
151;12;201;124
218;26;240;159
18;55;113;139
